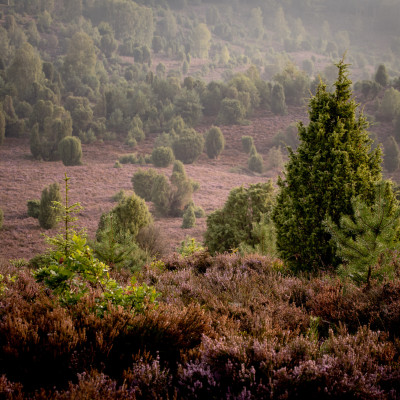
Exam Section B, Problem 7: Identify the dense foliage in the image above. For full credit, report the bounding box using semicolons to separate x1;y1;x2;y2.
273;61;384;271
205;182;275;254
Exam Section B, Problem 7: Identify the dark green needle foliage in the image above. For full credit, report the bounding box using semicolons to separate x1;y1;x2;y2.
273;60;383;272
325;181;400;286
38;182;62;229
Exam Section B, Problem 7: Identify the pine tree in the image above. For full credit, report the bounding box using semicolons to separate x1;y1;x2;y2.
273;60;384;271
325;181;400;286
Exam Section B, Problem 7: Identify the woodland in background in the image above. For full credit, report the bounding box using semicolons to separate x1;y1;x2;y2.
1;0;400;398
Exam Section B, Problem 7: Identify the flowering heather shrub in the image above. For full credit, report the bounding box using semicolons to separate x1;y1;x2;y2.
1;254;400;397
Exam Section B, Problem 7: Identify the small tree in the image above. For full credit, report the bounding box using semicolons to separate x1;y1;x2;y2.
58;136;82;166
38;182;62;229
152;146;175;167
273;60;384;271
325;181;400;286
205;126;225;159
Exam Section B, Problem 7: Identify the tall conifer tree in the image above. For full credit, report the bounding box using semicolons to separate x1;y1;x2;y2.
273;60;383;271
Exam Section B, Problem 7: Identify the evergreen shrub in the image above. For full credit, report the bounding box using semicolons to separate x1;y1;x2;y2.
152;146;174;167
58;136;82;166
182;203;196;228
248;152;263;173
132;169;159;201
172;129;204;164
38;182;62;229
205;126;225;159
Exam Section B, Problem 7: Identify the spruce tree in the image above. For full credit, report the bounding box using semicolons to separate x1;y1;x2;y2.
273;60;383;271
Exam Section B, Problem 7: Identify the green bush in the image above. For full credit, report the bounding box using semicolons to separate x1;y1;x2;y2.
241;136;254;154
205;126;225;159
152;146;175;167
97;194;152;241
119;153;138;164
248;152;263;173
151;174;173;216
182;203;196;228
204;182;275;254
172;129;204;164
58;136;82;166
38;182;62;229
172;160;186;176
216;98;245;125
27;199;40;218
132;169;160;201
